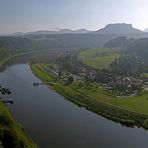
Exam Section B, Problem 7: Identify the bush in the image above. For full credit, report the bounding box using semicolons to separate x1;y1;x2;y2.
143;119;148;129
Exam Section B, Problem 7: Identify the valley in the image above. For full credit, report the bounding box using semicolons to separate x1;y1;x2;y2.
0;23;148;147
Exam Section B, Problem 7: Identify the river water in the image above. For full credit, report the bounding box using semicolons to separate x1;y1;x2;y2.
0;63;148;148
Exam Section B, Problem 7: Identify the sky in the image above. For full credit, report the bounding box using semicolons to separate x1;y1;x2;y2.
0;0;148;34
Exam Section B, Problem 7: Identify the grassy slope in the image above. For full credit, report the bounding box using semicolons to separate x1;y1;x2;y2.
30;63;148;129
81;87;148;115
0;101;38;148
78;48;120;69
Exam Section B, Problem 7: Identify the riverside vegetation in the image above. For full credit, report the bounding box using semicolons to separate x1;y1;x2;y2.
30;46;148;129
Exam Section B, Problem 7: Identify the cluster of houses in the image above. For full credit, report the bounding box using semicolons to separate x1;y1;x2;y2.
106;76;144;94
45;62;147;95
47;63;96;83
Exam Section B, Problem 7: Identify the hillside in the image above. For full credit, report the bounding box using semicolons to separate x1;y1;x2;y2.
94;23;142;34
125;38;148;61
5;29;91;36
0;101;37;147
3;23;148;39
104;36;135;49
93;23;148;39
1;23;148;56
104;36;148;62
0;37;35;66
0;34;114;57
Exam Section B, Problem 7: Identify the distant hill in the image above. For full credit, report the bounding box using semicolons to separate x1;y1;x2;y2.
144;28;148;32
1;23;148;53
2;23;148;39
8;29;91;36
94;23;142;34
92;23;148;39
57;29;90;34
10;32;25;36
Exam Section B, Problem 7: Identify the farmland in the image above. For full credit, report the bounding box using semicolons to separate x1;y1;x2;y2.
78;48;120;69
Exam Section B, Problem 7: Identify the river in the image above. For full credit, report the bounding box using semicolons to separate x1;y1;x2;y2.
0;63;148;148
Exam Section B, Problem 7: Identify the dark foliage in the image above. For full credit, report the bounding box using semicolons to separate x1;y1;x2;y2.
110;55;145;77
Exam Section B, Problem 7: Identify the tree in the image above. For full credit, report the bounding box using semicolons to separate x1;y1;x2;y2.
110;55;145;77
0;86;11;95
67;75;74;84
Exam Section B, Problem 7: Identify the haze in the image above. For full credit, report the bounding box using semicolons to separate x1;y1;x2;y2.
0;0;148;33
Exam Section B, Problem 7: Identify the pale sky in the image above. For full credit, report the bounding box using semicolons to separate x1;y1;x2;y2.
0;0;148;33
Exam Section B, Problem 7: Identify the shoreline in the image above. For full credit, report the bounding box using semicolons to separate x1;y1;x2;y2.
0;52;38;147
30;63;148;130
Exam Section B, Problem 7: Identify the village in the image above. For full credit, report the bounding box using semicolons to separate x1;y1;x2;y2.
42;61;148;97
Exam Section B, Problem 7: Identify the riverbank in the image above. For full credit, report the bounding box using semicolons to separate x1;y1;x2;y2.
0;101;38;147
0;53;38;147
30;63;148;129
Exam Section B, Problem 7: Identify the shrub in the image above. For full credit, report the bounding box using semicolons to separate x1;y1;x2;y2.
143;119;148;129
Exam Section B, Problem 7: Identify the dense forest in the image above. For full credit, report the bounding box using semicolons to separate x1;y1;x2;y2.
0;37;33;62
104;37;148;63
0;34;115;63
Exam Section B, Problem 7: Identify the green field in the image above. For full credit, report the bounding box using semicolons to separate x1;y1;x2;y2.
78;48;120;69
30;63;148;129
144;73;148;78
31;63;53;82
80;87;148;115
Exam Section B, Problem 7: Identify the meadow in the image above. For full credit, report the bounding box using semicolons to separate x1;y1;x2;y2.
78;48;120;69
